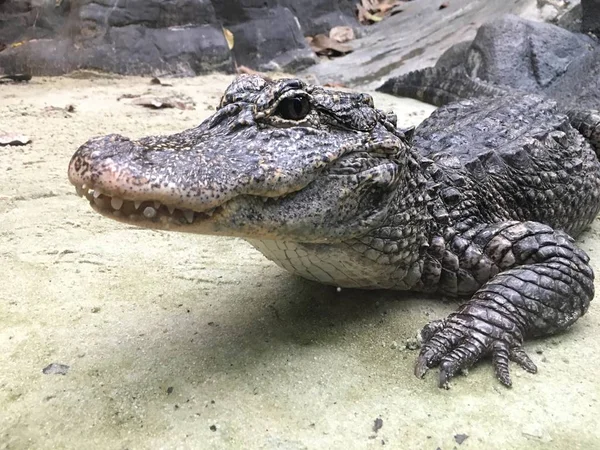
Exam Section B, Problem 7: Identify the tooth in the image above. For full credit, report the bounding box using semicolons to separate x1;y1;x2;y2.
134;201;142;210
93;196;108;208
82;184;89;191
75;186;84;197
143;206;157;219
205;208;215;217
167;205;175;215
93;190;102;199
262;197;268;203
183;209;194;224
154;201;161;209
110;197;124;210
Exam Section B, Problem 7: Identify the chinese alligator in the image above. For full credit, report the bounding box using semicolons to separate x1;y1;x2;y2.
68;75;600;388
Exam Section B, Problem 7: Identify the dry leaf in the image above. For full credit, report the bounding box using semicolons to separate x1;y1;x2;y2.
128;94;195;110
357;0;404;24
0;73;32;83
308;34;353;56
329;26;355;43
323;82;347;88
43;104;76;114
361;0;377;10
223;28;234;50
0;133;31;146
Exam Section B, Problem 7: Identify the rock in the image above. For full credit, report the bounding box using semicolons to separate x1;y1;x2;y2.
0;0;359;76
456;15;596;93
216;5;317;72
378;14;600;110
557;3;583;32
42;363;70;375
304;0;539;89
0;0;233;76
286;0;359;36
582;0;600;35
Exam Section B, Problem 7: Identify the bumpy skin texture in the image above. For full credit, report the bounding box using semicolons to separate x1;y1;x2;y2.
68;75;600;388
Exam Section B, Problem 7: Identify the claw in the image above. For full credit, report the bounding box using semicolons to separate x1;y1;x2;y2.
510;347;537;373
439;360;459;389
414;356;430;379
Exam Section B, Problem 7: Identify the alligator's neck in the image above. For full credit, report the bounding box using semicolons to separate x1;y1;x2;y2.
247;152;435;290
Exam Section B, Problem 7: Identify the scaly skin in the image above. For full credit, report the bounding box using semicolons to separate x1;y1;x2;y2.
68;75;600;388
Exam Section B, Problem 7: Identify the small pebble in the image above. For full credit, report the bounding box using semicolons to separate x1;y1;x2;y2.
42;363;69;375
373;417;383;432
405;338;420;350
454;433;469;445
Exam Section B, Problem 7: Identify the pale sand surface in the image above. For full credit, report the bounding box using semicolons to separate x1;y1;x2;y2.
0;73;598;449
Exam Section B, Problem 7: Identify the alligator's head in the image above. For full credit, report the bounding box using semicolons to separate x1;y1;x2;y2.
68;75;412;243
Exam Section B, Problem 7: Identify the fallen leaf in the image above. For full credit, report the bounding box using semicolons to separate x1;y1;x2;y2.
329;26;355;43
323;82;347;88
0;73;32;83
42;104;76;116
223;28;234;50
130;94;195;110
0;133;31;146
357;0;404;24
307;34;353;56
361;0;377;10
117;93;138;101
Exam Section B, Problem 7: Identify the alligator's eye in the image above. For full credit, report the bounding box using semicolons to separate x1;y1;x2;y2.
276;96;311;120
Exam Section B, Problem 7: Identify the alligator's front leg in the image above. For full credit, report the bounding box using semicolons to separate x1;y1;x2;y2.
416;221;594;388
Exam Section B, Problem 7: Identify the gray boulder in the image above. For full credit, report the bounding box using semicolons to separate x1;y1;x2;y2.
434;15;597;94
0;0;359;76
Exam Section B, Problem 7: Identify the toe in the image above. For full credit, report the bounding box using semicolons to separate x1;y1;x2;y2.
492;342;512;387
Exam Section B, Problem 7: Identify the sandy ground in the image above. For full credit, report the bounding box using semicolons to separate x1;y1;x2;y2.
0;73;599;450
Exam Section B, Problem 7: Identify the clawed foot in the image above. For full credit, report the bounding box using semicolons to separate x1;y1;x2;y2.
414;314;537;388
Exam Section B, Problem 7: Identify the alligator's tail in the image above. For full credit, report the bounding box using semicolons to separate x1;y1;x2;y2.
376;67;507;107
568;109;600;156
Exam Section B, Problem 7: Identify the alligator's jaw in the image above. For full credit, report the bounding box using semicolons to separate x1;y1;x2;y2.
72;182;300;236
75;183;218;229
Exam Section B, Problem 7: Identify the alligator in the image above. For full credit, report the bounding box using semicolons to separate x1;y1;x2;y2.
68;74;600;388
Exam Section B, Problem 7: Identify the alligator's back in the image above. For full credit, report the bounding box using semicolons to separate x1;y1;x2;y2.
415;94;600;237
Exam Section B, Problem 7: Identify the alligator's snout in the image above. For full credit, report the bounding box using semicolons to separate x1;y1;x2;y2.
68;134;134;191
68;133;224;227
